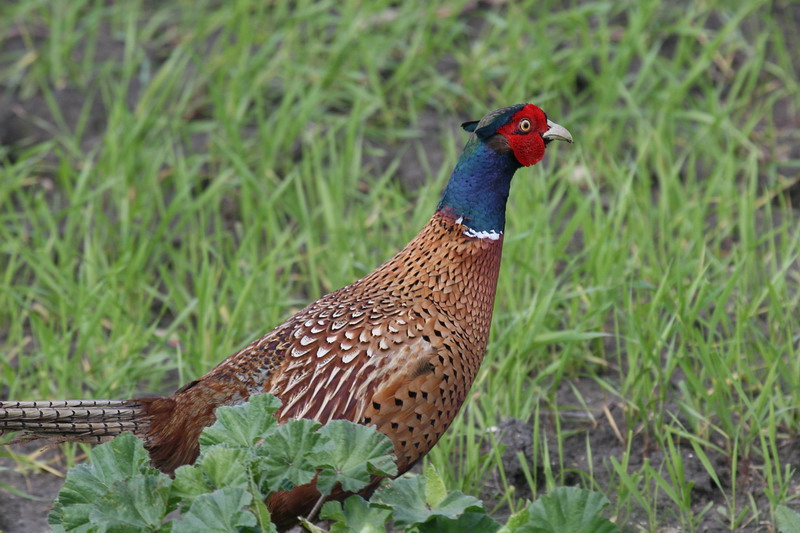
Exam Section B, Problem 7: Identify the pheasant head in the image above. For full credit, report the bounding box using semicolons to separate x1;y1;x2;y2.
438;104;572;239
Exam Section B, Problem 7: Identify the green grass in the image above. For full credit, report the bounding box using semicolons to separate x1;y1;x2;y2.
1;0;798;530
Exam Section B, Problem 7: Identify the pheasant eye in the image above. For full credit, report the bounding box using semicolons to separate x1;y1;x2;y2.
519;119;532;132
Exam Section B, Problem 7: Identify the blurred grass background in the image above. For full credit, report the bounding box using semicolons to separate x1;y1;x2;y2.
0;0;798;530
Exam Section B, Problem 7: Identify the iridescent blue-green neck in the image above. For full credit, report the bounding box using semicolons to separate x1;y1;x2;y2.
436;136;520;234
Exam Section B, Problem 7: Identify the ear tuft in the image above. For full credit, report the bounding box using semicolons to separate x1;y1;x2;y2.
461;121;479;132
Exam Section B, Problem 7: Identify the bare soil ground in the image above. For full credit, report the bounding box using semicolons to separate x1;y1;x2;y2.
484;377;800;533
0;443;65;533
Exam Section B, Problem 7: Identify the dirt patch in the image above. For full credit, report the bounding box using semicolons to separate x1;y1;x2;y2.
0;443;66;533
480;376;800;532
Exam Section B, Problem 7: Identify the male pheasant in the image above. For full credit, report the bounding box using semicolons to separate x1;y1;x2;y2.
1;104;572;529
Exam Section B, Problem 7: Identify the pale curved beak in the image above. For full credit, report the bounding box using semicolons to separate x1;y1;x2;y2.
543;119;573;143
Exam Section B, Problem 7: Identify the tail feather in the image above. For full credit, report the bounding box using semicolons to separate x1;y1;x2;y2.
0;399;148;442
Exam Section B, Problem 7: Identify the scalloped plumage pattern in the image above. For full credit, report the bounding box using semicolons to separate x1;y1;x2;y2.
198;210;503;472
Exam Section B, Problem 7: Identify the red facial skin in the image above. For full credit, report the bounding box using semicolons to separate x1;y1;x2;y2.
496;104;549;167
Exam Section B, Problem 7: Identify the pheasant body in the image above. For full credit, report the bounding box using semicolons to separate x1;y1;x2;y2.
1;103;572;529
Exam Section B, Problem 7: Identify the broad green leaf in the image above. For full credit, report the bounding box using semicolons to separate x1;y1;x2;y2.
49;433;169;531
526;487;619;533
498;506;533;533
320;496;390;533
48;463;107;531
253;417;325;492
418;512;501;533
170;487;257;532
89;432;156;482
88;474;172;530
416;466;499;532
316;420;397;495
199;394;282;449
776;504;800;533
252;496;279;533
170;447;251;506
373;475;484;529
171;465;212;505
424;463;447;508
198;446;251;489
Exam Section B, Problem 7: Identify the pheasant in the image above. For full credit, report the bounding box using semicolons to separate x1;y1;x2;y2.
1;104;571;529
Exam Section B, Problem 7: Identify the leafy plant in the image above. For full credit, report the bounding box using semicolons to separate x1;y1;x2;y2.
48;394;621;532
776;504;800;533
505;486;619;533
49;394;396;532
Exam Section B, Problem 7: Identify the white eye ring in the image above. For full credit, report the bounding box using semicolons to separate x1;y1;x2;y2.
519;119;532;132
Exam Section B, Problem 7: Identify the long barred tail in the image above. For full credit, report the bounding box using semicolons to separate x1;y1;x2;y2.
0;399;149;443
